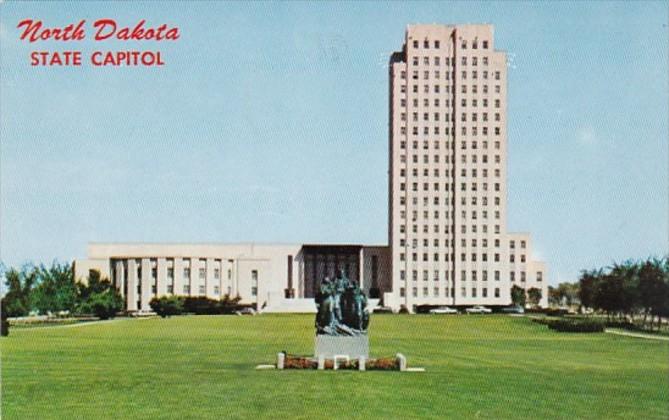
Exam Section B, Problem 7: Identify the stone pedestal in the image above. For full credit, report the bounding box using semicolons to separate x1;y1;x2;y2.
314;335;369;359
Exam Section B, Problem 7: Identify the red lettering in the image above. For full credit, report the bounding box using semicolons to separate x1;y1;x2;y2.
29;50;82;66
165;28;179;40
18;20;42;42
17;19;86;42
93;19;117;41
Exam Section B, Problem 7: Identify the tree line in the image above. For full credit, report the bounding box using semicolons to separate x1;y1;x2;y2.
1;262;123;320
550;257;669;331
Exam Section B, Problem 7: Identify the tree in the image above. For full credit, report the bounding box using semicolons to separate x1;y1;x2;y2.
2;266;38;317
510;285;526;307
548;285;560;307
578;269;601;312
594;273;625;320
150;296;184;318
1;297;10;336
527;288;542;308
32;262;78;314
78;270;123;319
609;260;639;320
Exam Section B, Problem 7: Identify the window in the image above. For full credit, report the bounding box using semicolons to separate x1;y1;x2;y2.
183;284;190;294
199;285;206;295
494;270;500;281
472;288;477;298
251;270;258;296
151;285;157;294
537;272;543;282
494;288;500;298
482;288;488;298
183;268;190;279
214;285;220;295
400;287;406;297
521;271;527;282
482;40;489;49
199;267;206;280
510;271;516;282
167;285;174;294
434;40;440;49
167;268;174;279
412;287;418;297
413;40;419;48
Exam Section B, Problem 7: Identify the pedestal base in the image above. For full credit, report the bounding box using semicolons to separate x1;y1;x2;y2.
314;335;369;359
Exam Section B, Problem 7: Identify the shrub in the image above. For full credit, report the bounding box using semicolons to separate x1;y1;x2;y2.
150;296;184;318
85;290;123;320
546;318;604;333
181;295;246;315
398;305;410;314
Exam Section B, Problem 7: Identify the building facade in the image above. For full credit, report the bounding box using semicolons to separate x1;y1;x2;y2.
384;24;547;310
74;243;391;313
74;24;547;312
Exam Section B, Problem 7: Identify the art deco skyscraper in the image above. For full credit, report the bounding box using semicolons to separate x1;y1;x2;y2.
386;24;547;310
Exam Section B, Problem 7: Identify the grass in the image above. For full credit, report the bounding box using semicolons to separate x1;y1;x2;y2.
2;314;668;419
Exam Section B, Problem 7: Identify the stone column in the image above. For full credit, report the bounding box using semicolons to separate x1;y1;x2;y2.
126;259;138;312
157;258;167;297
141;258;152;311
114;260;125;299
173;258;183;297
189;258;198;296
206;258;215;298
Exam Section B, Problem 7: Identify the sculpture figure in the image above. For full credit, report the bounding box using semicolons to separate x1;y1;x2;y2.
315;269;369;336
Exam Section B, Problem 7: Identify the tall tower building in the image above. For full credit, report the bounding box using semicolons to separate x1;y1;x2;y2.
386;24;547;311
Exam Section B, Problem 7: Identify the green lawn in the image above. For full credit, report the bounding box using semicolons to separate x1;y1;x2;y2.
2;314;667;419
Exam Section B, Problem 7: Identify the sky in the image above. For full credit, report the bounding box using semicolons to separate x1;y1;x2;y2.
1;1;667;286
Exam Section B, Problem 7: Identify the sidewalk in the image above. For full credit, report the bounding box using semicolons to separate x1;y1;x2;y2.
605;329;669;341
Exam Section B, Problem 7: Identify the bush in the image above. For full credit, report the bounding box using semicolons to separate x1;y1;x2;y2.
182;297;218;315
84;290;123;320
150;296;184;318
546;318;604;333
398;305;410;314
181;295;245;315
526;307;569;316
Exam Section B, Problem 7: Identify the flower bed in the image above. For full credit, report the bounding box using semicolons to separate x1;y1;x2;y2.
283;354;399;370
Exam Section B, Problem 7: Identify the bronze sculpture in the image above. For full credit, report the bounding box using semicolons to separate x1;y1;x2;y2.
315;269;369;336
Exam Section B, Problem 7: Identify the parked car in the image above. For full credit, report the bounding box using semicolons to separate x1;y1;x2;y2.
373;306;394;314
236;307;256;316
429;306;459;315
502;306;525;314
465;306;492;314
